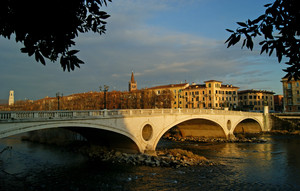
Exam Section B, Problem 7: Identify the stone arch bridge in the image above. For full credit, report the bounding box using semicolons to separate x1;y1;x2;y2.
0;109;269;153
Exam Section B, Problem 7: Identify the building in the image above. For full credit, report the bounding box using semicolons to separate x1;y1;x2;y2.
129;71;137;92
145;80;239;109
8;90;14;106
238;89;275;112
182;80;239;109
281;77;300;112
274;95;283;112
145;83;189;109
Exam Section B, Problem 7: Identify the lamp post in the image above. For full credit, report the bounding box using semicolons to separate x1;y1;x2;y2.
56;92;63;110
99;85;109;109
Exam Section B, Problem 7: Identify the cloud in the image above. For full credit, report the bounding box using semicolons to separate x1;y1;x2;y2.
0;0;285;100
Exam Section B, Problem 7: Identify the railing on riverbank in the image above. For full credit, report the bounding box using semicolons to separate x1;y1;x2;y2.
0;109;262;121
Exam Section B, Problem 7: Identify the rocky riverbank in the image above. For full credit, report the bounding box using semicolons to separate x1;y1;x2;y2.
77;145;215;168
164;135;267;143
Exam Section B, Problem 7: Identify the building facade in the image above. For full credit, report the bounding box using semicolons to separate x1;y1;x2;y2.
281;77;300;112
274;95;283;112
182;80;239;109
145;83;189;109
146;80;239;109
238;90;275;112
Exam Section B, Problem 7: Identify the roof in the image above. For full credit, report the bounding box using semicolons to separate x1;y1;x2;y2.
185;84;206;89
204;80;223;83
238;89;275;94
146;83;189;90
130;71;136;83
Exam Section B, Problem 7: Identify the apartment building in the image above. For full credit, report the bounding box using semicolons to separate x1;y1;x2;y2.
238;89;275;112
182;80;239;109
281;77;300;112
145;83;189;109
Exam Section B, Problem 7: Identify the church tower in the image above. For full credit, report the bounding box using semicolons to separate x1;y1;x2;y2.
129;71;137;92
8;90;14;106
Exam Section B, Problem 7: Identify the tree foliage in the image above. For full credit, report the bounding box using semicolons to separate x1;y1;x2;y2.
0;0;111;71
225;0;300;79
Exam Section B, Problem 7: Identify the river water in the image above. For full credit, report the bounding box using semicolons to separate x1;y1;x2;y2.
1;134;300;191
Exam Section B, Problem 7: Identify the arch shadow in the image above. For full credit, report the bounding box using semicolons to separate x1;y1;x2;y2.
233;118;262;134
153;117;226;150
3;122;141;153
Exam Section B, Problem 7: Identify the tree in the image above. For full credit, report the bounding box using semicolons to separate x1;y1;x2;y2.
0;0;111;71
225;0;300;79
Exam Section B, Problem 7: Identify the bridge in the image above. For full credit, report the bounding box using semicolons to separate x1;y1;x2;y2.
0;109;269;153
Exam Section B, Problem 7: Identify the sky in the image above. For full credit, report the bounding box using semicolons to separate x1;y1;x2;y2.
0;0;286;101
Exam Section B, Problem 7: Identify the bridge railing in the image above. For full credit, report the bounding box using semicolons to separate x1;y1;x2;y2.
0;109;262;121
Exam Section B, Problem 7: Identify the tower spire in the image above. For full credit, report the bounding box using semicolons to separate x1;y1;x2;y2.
129;71;137;91
131;71;136;83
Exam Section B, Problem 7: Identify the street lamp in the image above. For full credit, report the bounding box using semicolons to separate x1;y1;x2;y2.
99;85;109;109
56;92;63;110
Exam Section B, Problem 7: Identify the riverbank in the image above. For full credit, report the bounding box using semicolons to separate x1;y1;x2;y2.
164;135;267;143
267;130;300;135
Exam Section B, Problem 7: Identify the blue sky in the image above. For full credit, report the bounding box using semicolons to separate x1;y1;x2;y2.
0;0;285;101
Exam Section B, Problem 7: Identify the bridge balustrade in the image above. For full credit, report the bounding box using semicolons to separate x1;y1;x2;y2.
0;109;263;122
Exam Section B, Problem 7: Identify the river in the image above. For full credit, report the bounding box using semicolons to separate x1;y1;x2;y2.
1;134;300;191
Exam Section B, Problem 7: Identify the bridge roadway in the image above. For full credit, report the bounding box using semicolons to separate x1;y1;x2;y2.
0;109;268;153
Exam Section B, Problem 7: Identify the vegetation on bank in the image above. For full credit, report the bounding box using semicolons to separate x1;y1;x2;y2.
0;89;174;111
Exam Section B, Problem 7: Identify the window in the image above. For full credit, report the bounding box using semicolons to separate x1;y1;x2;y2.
209;90;211;94
249;95;252;99
254;96;257;99
208;83;211;87
244;96;247;99
240;96;242;100
288;83;292;89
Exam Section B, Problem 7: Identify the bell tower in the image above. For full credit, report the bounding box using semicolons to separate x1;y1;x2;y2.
129;71;137;92
8;90;14;106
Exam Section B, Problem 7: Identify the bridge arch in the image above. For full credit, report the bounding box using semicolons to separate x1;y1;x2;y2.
4;122;142;153
152;117;227;150
233;118;263;134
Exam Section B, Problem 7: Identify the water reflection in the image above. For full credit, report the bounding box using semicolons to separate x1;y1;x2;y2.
1;134;300;190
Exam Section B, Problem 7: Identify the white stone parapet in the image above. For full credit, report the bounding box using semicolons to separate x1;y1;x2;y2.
0;109;262;121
